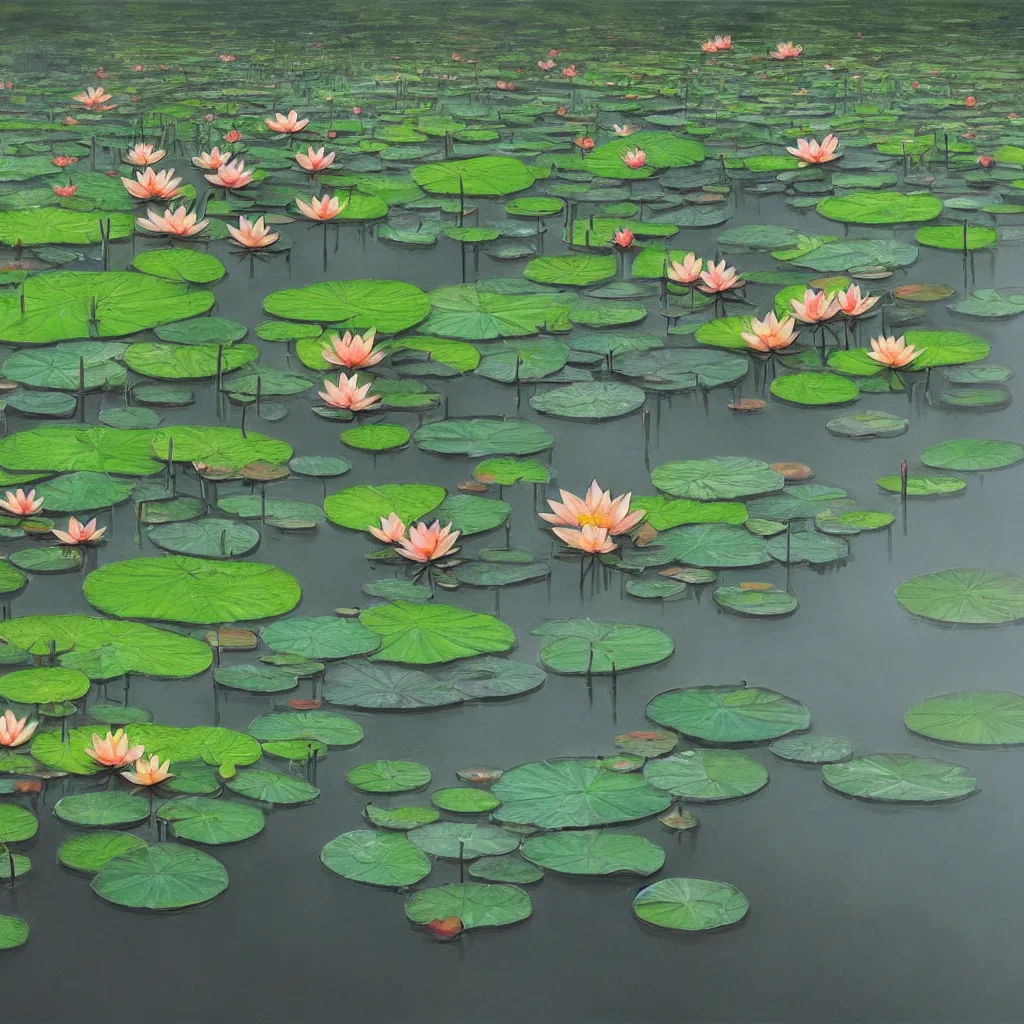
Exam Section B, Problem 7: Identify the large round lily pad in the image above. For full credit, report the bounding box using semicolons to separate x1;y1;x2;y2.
491;758;671;828
919;440;1024;472
91;843;228;909
414;418;553;456
262;279;430;334
405;883;532;930
412;156;534;197
821;754;979;802
904;692;1024;745
646;685;810;743
521;830;665;876
532;619;673;674
633;877;749;932
643;749;768;801
83;556;301;624
816;191;942;224
652;458;784;500
896;569;1024;625
323;483;445;532
320;830;431;887
324;662;464;710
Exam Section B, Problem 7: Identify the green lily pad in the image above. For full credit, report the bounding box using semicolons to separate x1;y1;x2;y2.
340;423;410;452
157;796;265;845
364;804;440;830
262;279;430;334
491;758;671;828
83;556;301;624
532;619;673;674
651;458;783;500
324;662;464;710
260;616;381;661
644;749;769;801
146;519;260;559
647;685;810;743
347;759;432;793
521;830;664;877
713;586;798;617
57;831;149;874
414;418;553;457
408;822;520;859
469;854;544;884
770;736;855;764
131;248;226;284
897;569;1024;624
822;754;979;803
816;191;942;224
321;830;431;887
225;769;320;805
633;877;748;932
0;915;29;949
213;664;298;694
530;382;645;420
91;843;228;909
771;373;860;406
915;226;998;251
0;803;37;842
654;524;771;568
825;410;909;438
324;483;445;532
248;710;363;748
360;601;515;665
413;156;534;197
904;692;1024;745
405;882;532;930
54;792;150;827
0;667;89;703
920;439;1024;471
876;475;966;497
524;254;617;286
431;788;501;813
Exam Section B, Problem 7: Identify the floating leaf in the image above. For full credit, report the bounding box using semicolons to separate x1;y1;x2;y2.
633;877;748;932
321;830;431;887
647;685;810;743
822;754;979;802
91;843;228;909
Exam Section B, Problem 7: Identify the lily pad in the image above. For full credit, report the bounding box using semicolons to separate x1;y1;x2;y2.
320;830;431;887
633;877;748;932
347;759;432;793
822;754;979;803
643;749;769;801
91;843;229;909
405;883;532;930
904;692;1024;745
647;685;811;743
532;619;673;674
521;830;664;876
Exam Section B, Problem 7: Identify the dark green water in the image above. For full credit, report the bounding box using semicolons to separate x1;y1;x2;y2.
1;2;1023;1021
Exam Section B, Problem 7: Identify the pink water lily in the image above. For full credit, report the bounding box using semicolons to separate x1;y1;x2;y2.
699;259;742;294
771;41;803;59
265;109;309;134
540;480;645;535
790;287;840;323
124;143;166;166
85;729;145;768
0;489;43;516
73;86;115;110
701;35;732;53
667;252;703;284
552;524;617;554
322;328;384;370
205;159;253;189
52;517;106;545
0;710;36;748
369;513;406;543
836;283;879;318
741;312;799;352
538;59;556;71
295;146;336;172
192;147;231;170
121;755;173;787
121;167;182;200
867;334;925;368
786;134;839;165
227;215;279;249
296;194;343;221
396;520;460;563
620;147;646;169
612;124;634;136
318;372;381;412
136;206;209;236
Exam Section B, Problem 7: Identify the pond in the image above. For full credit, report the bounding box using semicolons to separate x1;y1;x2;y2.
1;0;1023;1020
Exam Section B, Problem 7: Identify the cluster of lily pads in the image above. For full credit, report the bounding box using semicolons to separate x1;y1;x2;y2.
1;0;1024;953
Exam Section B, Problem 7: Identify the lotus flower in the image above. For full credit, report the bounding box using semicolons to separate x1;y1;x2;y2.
295;146;337;172
53;155;78;168
296;194;343;221
192;147;231;170
136;206;209;237
612;124;634;136
53;184;78;197
223;128;243;144
369;513;406;543
836;284;879;318
124;143;166;166
538;59;556;71
395;520;460;563
73;86;115;110
771;41;803;59
52;517;106;545
121;167;182;200
227;215;279;249
786;134;839;165
574;137;595;150
699;259;742;294
867;334;925;368
667;252;703;284
496;80;516;91
0;710;36;748
965;95;977;108
701;35;732;52
205;159;253;189
265;109;309;134
0;489;43;516
561;64;578;78
790;287;840;323
613;227;634;249
741;312;799;352
85;729;145;768
621;147;647;169
552;524;617;553
539;480;645;535
122;755;173;786
318;372;381;412
322;328;384;370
